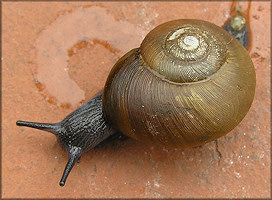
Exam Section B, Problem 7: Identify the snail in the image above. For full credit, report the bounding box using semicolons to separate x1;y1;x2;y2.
224;14;250;48
16;19;255;186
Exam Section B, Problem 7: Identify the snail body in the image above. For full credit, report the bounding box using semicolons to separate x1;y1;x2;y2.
16;19;255;186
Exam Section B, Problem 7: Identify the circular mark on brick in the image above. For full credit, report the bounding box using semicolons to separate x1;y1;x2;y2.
30;5;146;108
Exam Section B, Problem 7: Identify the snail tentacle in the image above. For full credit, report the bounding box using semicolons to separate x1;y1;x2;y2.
16;121;59;134
59;145;82;187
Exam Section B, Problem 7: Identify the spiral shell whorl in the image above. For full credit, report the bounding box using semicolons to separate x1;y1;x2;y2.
140;19;229;83
103;19;255;148
166;27;209;61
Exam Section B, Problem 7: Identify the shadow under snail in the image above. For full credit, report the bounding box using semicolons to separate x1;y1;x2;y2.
16;18;256;186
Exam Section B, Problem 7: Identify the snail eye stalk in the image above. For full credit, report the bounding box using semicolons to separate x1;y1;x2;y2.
16;121;59;134
59;146;82;186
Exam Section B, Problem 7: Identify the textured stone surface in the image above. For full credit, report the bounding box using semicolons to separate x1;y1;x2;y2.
2;1;270;198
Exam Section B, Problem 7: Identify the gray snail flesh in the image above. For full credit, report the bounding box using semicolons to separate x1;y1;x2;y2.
16;18;255;186
224;14;249;49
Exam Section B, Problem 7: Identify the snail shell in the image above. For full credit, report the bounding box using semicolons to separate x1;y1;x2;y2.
103;19;256;147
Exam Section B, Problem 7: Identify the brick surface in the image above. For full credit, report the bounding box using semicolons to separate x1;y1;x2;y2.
2;1;270;198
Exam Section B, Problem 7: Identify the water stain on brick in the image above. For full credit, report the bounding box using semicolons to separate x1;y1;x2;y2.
30;6;145;108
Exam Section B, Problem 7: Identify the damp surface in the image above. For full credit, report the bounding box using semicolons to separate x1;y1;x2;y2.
2;1;271;199
30;5;145;108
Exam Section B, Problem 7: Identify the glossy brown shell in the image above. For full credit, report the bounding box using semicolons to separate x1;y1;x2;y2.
102;19;256;147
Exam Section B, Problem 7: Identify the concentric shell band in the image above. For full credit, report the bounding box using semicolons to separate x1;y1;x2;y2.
140;19;231;83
